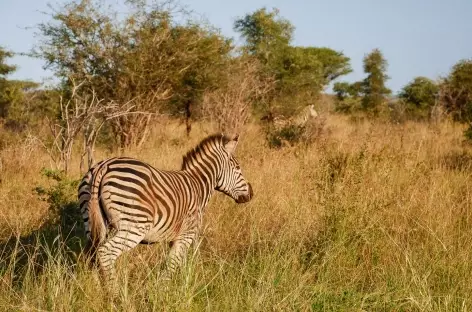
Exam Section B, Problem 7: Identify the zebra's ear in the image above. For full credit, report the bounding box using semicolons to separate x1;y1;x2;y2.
224;134;239;154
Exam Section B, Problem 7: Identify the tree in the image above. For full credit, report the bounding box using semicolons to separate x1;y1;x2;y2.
234;7;293;66
234;8;351;118
166;24;232;136
0;47;18;118
1;80;41;127
361;48;391;113
0;48;16;77
304;47;352;83
399;76;439;119
201;56;274;134
440;59;472;123
35;0;231;146
0;47;42;126
278;46;351;95
271;46;350;116
333;81;362;113
234;7;292;117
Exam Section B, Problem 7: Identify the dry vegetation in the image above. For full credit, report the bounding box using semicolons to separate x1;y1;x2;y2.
1;115;472;311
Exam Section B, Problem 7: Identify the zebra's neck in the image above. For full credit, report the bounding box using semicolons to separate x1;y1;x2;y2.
182;153;220;207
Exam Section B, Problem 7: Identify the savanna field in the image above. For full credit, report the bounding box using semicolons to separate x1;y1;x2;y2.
0;115;471;311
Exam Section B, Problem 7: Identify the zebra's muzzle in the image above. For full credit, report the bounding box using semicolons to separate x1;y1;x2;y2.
235;182;253;204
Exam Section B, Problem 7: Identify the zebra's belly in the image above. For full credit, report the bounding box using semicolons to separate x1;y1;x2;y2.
141;221;182;243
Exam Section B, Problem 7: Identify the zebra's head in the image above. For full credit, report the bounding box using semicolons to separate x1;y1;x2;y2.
216;134;253;204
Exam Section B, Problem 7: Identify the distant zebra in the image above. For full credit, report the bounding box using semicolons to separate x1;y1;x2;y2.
78;134;253;294
261;105;319;129
292;104;318;126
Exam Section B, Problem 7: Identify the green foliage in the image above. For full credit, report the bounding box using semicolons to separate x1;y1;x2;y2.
304;47;352;83
234;8;351;120
165;24;232;134
2;80;45;127
0;47;43;127
234;7;293;65
234;7;295;116
278;47;351;100
361;49;391;113
34;168;80;223
333;81;362;100
399;76;439;119
333;81;362;113
333;49;390;116
35;0;232;145
28;168;84;264
441;59;472;122
273;46;325;116
0;47;16;77
0;47;18;119
439;59;472;141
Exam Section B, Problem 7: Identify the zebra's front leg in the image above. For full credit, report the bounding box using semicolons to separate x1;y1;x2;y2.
97;226;149;296
161;230;198;281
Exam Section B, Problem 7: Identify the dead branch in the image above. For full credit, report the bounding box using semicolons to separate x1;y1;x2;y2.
201;58;275;134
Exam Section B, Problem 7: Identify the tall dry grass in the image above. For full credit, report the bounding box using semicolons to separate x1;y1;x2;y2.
0;115;471;311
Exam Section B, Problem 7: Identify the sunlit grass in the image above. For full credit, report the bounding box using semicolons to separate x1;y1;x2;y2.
0;116;471;311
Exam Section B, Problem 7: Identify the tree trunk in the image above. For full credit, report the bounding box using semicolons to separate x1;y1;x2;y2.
137;114;152;149
185;100;192;137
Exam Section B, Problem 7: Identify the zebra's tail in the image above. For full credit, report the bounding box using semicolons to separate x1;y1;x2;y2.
86;163;108;257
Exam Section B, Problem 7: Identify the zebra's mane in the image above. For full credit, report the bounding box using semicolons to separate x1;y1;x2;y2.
181;133;230;170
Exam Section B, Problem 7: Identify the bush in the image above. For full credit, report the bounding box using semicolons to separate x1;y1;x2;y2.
266;124;303;148
265;116;326;148
399;76;439;120
33;168;82;244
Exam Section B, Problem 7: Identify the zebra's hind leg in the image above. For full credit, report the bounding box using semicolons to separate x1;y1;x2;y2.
96;226;149;297
162;230;198;281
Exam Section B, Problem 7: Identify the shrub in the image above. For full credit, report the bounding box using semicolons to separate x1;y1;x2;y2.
33;168;82;246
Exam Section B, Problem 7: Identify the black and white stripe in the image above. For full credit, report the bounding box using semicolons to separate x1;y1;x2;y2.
293;104;318;126
78;134;253;293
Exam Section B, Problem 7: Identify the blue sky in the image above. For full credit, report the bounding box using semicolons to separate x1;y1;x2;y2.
1;0;471;93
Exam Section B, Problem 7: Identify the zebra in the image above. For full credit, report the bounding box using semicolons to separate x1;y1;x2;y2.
292;104;319;127
77;133;253;294
260;105;319;129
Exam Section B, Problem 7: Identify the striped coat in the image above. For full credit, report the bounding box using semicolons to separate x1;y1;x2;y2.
78;134;253;293
261;105;319;129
